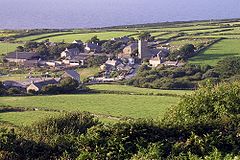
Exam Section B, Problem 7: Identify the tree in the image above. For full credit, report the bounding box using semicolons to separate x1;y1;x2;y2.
7;88;21;95
178;44;196;59
36;45;49;58
87;35;100;44
42;84;60;94
138;31;152;41
24;41;38;51
16;46;24;52
102;40;124;54
86;55;108;67
59;77;79;93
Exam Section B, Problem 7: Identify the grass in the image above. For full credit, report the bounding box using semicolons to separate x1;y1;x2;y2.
89;84;191;96
0;111;59;126
0;43;20;56
16;32;73;42
0;33;15;37
0;94;180;119
35;31;135;43
189;39;240;66
0;74;28;82
77;67;100;81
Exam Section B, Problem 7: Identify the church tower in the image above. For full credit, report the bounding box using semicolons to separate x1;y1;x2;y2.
138;39;149;59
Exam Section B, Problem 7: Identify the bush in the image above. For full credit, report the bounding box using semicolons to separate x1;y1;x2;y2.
59;77;79;93
30;112;99;136
215;57;240;78
163;81;240;125
7;88;21;95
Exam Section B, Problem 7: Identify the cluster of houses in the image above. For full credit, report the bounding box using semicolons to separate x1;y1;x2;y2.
3;70;80;93
4;39;107;68
3;35;185;83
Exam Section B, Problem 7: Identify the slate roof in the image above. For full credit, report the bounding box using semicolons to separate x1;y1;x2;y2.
32;79;58;90
65;48;80;54
125;43;138;50
64;70;80;80
5;52;40;60
3;80;26;89
85;43;102;52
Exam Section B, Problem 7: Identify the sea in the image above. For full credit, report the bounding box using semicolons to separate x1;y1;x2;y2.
0;0;240;29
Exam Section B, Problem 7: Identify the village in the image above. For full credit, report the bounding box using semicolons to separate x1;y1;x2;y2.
1;34;187;93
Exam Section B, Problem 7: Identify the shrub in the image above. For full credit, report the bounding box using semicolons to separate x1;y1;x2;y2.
163;81;240;125
215;57;240;78
7;88;21;95
30;112;99;136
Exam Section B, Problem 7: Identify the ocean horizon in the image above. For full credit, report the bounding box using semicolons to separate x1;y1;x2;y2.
1;0;240;29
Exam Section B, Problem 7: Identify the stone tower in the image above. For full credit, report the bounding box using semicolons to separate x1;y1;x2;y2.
138;39;149;59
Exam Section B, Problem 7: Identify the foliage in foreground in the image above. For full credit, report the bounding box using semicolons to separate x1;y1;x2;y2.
0;82;240;159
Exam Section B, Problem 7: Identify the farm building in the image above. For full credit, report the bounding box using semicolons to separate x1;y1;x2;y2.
3;80;27;90
4;52;40;63
27;79;58;93
85;43;102;53
61;48;80;58
149;48;170;67
72;40;83;45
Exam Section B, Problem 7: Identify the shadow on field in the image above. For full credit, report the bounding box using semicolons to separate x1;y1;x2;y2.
191;53;237;61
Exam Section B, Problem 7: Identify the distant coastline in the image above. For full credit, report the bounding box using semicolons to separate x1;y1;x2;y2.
1;17;240;30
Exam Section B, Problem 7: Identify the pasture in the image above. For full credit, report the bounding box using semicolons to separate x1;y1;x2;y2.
89;84;191;96
77;67;100;81
0;94;180;120
16;32;73;42
35;31;136;43
0;111;59;126
0;74;28;82
189;39;240;65
0;43;20;56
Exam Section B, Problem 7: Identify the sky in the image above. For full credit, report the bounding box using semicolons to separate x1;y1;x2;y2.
0;0;240;29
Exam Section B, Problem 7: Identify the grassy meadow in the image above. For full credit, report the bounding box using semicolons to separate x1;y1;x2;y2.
0;43;20;56
0;94;180;120
0;74;28;82
77;67;100;81
0;111;60;126
89;84;191;96
15;32;73;42
189;39;240;65
35;31;135;43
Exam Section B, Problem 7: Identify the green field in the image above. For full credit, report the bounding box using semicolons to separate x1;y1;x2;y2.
89;84;191;96
35;31;135;43
0;74;28;82
189;39;240;65
16;32;73;42
0;111;59;126
0;94;180;120
0;43;20;56
77;67;100;81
